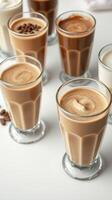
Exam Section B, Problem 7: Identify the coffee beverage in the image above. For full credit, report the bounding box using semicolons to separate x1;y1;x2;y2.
8;12;48;69
0;55;45;144
28;0;58;43
56;11;96;82
98;44;112;123
0;0;22;56
1;62;41;130
56;78;111;180
59;87;108;166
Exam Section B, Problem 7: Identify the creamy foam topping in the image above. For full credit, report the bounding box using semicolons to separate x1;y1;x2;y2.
0;0;21;9
10;18;46;35
102;50;112;69
1;62;41;85
58;15;93;33
60;88;107;116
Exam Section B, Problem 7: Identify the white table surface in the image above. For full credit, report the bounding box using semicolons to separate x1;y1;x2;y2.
0;0;112;200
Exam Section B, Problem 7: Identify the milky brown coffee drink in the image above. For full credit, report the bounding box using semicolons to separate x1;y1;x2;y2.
56;11;96;78
0;62;42;130
59;87;108;166
28;0;58;37
8;12;48;68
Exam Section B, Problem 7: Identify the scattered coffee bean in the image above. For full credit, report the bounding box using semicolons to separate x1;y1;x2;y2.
0;118;6;126
0;109;6;116
0;108;10;126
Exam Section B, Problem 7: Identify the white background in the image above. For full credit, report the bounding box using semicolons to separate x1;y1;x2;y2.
0;0;112;199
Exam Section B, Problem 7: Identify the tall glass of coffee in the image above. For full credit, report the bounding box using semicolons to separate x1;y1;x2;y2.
8;12;48;84
56;11;96;83
56;78;111;180
28;0;58;45
0;55;46;144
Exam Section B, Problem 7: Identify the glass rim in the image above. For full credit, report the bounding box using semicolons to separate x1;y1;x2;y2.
8;11;48;37
98;43;112;71
56;10;96;36
0;55;43;87
56;78;112;118
0;0;22;12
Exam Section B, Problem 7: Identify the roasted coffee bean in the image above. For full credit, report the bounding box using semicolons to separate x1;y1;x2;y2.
16;23;42;34
0;109;6;116
17;25;22;30
4;112;10;118
0;118;6;126
0;106;10;126
4;115;10;122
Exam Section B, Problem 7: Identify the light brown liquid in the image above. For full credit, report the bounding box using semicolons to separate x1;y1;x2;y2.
9;17;48;68
1;63;42;130
57;14;95;76
59;88;108;166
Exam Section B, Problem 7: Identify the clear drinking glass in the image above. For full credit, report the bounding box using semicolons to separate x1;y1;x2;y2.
8;12;48;84
28;0;58;45
0;0;22;58
98;44;112;124
56;11;96;83
0;55;46;144
56;78;111;180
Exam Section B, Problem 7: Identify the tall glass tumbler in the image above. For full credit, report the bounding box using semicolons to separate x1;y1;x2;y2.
28;0;58;45
8;12;48;84
0;55;46;144
56;78;111;180
56;11;96;83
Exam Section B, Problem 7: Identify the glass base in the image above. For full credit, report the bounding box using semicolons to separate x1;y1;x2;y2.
108;113;112;124
62;153;103;181
59;71;90;83
48;33;57;46
42;70;48;85
9;120;46;144
0;49;11;59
